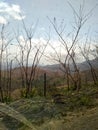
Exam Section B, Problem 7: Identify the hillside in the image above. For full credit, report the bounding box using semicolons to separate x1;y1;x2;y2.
0;58;98;130
0;84;98;130
41;58;98;72
0;98;98;130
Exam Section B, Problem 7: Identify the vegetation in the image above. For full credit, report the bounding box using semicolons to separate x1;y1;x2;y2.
0;2;98;130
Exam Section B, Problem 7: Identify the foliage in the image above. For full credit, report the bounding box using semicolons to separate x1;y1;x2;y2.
0;103;37;130
3;96;13;103
20;88;39;98
79;95;92;106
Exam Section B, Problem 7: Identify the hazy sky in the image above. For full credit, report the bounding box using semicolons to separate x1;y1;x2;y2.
0;0;98;65
0;0;98;39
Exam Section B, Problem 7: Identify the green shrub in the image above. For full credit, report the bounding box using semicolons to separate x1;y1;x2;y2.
20;89;26;98
79;95;93;106
3;96;13;103
20;88;38;98
30;88;38;97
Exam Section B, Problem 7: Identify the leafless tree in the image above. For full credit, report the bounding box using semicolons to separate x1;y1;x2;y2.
0;24;13;102
79;42;97;85
48;2;92;91
14;20;49;97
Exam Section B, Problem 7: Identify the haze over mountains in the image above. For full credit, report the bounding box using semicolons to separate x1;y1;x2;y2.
42;58;98;72
2;58;98;74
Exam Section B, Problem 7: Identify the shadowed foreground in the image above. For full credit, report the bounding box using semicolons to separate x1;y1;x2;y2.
0;98;98;130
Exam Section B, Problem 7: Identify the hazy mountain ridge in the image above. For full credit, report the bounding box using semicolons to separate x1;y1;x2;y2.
41;58;98;72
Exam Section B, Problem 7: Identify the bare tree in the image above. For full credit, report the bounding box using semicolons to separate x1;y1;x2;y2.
4;49;12;101
14;20;49;97
48;2;91;91
79;43;97;85
91;44;98;60
0;24;13;102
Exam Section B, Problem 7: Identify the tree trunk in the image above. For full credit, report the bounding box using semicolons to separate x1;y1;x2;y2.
44;73;47;97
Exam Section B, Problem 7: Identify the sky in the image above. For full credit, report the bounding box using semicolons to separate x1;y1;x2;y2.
0;0;98;38
0;0;98;65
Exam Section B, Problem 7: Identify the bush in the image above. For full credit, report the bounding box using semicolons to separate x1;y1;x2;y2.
20;88;38;98
3;96;13;103
79;95;93;106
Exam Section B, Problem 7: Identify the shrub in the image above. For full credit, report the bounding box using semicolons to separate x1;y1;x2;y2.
20;88;38;98
3;96;13;103
79;95;93;106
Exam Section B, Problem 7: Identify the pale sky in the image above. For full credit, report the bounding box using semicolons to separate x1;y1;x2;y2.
0;0;98;65
0;0;98;39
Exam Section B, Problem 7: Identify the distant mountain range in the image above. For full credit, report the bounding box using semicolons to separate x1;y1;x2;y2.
3;58;97;78
41;58;98;72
